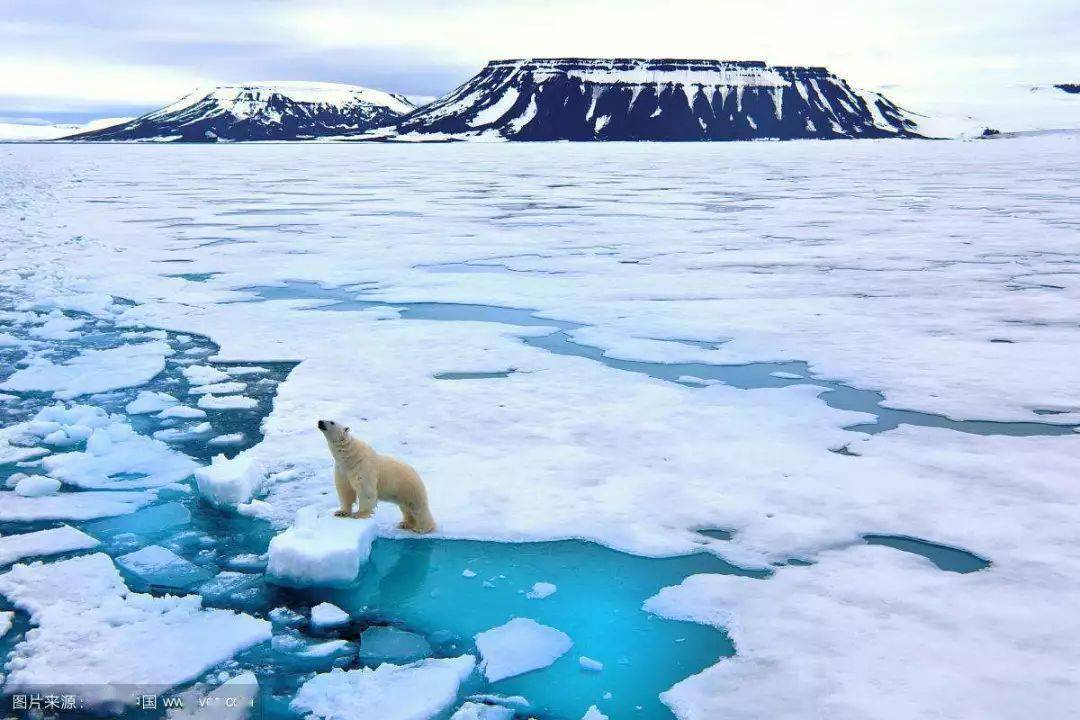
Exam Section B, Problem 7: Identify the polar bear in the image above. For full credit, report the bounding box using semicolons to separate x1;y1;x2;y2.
317;419;436;534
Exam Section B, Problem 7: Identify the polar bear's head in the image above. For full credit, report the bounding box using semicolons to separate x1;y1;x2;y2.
317;419;350;444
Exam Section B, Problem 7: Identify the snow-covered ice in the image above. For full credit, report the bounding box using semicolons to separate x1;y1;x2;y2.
12;474;60;496
126;390;179;414
309;601;350;629
450;702;515;720
0;489;155;521
0;553;270;707
2;140;1079;718
475;617;573;682
290;655;475;720
579;656;603;672
526;581;557;599
198;394;258;410
0;525;99;566
266;508;377;586
0;341;171;399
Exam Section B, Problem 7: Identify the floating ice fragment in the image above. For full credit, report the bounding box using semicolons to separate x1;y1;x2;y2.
579;656;604;672
475;618;573;682
451;702;515;720
165;671;258;720
225;366;269;376
526;581;557;599
462;568;477;578
310;602;350;629
198;394;258;410
0;342;171;399
0;525;99;566
116;545;213;589
0;610;12;637
126;391;179;415
209;433;246;446
153;422;213;442
157;405;207;419
291;656;476;720
582;706;609;720
769;371;804;380
13;474;60;497
267;509;377;587
183;365;230;385
269;607;306;627
0;489;154;521
188;381;246;395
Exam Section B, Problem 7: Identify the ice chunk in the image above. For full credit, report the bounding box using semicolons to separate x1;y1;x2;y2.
182;365;230;385
0;610;12;637
310;602;350;629
582;706;608;720
475;618;573;682
195;453;263;506
579;655;604;672
0;341;170;399
157;405;207;419
267;509;377;587
358;626;432;664
13;474;61;497
198;394;258;410
290;655;476;720
209;433;246;446
272;632;354;659
126;391;178;415
0;489;154;521
269;606;306;627
526;581;557;599
224;553;267;572
189;381;246;395
43;418;197;489
462;568;477;578
116;545;213;589
0;525;99;566
197;572;265;610
769;371;804;380
153;422;213;442
0;554;269;708
165;671;258;720
451;702;515;720
225;366;269;376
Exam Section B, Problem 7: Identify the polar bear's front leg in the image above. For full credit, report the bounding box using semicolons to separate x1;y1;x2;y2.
352;480;377;519
333;467;355;517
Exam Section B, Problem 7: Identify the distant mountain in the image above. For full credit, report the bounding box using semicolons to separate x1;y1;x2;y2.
387;58;922;141
0;117;131;142
1055;84;1080;94
65;82;414;142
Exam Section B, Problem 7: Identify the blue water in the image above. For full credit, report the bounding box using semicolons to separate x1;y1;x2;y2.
233;281;1079;437
864;535;991;573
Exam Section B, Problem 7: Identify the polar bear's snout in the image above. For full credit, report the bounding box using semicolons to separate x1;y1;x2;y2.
317;419;327;431
316;419;350;442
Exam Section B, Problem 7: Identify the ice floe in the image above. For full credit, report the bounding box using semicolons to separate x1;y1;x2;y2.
267;509;377;586
309;601;350;629
0;525;99;566
475;617;573;682
0;341;171;399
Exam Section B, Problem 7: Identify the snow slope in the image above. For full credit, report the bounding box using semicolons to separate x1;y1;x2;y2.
0;118;131;142
389;58;921;140
65;82;414;142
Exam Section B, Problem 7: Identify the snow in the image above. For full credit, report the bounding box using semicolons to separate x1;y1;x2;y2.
0;341;170;399
0;489;155;521
13;474;60;496
470;87;521;127
526;581;557;599
0;610;12;637
158;404;207;419
266;508;377;586
475;617;573;682
290;655;476;720
150;82;415;122
0;525;99;566
309;601;350;629
582;706;608;720
3;140;1080;719
0;553;270;707
0;117;131;141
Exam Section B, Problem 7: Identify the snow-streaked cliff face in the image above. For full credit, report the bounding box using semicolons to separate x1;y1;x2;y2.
392;59;922;141
66;82;414;142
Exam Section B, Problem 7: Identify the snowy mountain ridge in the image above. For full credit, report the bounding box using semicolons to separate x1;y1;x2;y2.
388;58;922;141
66;82;414;142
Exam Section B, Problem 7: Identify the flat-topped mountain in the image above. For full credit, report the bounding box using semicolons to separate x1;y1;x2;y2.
66;82;414;142
389;58;923;141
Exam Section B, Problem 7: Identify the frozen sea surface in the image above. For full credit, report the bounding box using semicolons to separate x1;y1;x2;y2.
1;139;1079;719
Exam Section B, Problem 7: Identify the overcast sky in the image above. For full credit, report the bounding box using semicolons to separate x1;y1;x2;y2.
2;0;1078;123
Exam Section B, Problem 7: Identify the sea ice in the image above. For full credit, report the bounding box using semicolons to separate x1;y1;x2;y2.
475;618;573;682
309;601;350;629
290;655;476;720
0;525;99;566
198;394;258;410
116;545;213;589
0;489;154;521
126;390;179;414
188;381;246;395
153;422;213;442
0;341;171;399
267;509;377;587
450;702;515;720
582;706;608;720
157;404;207;419
165;671;258;720
0;610;12;637
13;474;60;497
526;581;557;599
209;432;246;446
182;365;230;385
0;553;270;707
